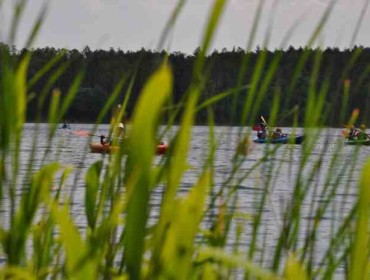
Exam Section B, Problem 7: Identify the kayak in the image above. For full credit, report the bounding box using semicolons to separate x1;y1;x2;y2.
89;143;120;154
253;135;304;144
89;142;169;155
345;139;370;146
59;125;71;129
156;143;169;155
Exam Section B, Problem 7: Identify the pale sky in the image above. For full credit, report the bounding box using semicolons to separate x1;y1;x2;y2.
1;0;370;53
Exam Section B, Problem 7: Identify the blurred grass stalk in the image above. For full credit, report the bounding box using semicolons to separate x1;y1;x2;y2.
0;0;370;279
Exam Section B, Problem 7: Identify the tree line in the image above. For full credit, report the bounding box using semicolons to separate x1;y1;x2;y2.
1;43;370;126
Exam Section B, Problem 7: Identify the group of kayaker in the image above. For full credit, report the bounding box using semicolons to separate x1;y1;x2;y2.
255;120;370;142
256;123;287;140
346;124;370;140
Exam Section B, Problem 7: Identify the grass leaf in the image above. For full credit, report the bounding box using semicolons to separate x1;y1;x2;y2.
124;61;172;278
349;159;370;280
85;160;103;230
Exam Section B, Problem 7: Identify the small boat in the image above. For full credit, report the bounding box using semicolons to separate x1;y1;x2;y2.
59;124;71;129
345;139;370;146
156;143;169;155
89;143;120;154
253;135;304;144
89;142;169;155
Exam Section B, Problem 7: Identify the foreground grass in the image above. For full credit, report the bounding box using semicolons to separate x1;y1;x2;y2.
0;0;370;279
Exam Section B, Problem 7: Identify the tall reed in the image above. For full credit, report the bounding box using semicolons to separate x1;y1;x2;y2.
0;0;369;279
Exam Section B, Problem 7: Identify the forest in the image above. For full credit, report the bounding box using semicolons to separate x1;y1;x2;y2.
1;43;370;126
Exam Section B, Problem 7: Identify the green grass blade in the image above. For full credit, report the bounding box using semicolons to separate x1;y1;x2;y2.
32;216;54;278
85;161;103;230
160;171;211;278
124;61;172;278
349;0;370;47
47;89;61;126
198;246;277;279
51;202;97;279
349;159;370;280
36;62;70;113
157;0;187;50
28;49;67;90
58;71;84;120
285;253;308;280
284;0;336;103
196;85;249;113
23;2;48;49
8;0;27;44
3;162;60;265
8;53;29;227
193;0;228;79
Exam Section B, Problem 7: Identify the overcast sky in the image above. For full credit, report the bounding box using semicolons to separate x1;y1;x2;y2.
1;0;370;53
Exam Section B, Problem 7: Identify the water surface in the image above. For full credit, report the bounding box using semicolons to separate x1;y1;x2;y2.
3;123;367;276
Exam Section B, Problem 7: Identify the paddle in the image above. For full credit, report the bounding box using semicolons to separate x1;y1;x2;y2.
260;116;269;130
71;130;120;138
71;130;98;136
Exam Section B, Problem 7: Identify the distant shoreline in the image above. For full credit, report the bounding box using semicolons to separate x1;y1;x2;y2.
24;122;346;129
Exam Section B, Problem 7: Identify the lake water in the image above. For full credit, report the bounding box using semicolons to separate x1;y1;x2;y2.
3;123;367;276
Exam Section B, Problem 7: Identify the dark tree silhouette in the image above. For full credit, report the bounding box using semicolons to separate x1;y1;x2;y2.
2;43;370;126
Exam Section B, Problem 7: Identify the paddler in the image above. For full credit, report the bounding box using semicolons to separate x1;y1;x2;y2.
347;125;358;140
257;123;267;139
357;124;369;140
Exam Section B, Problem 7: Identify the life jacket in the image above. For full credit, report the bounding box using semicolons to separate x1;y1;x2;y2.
257;130;267;139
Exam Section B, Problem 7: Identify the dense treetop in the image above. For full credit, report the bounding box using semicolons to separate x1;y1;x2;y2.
1;43;370;126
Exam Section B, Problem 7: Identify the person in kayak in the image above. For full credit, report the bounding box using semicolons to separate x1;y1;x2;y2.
357;124;369;140
100;134;108;145
99;122;126;146
114;122;126;139
347;125;358;140
60;121;70;129
272;128;285;139
257;123;267;139
273;128;289;139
